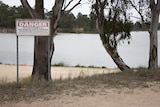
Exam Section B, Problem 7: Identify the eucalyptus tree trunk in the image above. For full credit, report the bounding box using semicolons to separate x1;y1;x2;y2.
130;0;159;69
21;0;64;81
94;0;130;71
148;2;159;69
100;34;130;71
97;23;130;71
32;36;51;81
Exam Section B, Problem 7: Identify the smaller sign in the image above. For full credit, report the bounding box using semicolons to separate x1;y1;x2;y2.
16;19;50;36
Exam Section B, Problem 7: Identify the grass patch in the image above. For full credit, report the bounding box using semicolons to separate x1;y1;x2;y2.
53;63;103;68
87;65;100;68
52;62;68;67
75;64;86;68
75;64;101;68
0;68;160;103
0;76;7;84
21;76;31;83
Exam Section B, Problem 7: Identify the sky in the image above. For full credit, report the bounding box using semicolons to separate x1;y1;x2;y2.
1;0;141;22
1;0;152;22
1;0;92;17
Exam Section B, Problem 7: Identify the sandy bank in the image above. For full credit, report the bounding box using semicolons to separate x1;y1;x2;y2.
0;65;119;83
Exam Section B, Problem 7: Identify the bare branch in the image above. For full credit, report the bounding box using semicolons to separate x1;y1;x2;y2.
63;0;82;14
129;0;145;22
59;0;82;29
20;0;38;18
150;0;155;10
51;0;64;33
63;0;74;10
156;0;160;11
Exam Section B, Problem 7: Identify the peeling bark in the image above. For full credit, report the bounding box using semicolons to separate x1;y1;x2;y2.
129;0;159;69
148;3;159;69
100;34;130;71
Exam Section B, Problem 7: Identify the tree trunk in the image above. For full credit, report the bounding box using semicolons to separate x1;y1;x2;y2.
21;0;63;81
100;34;130;71
32;36;52;81
21;0;83;81
31;0;64;81
94;0;130;71
148;5;159;69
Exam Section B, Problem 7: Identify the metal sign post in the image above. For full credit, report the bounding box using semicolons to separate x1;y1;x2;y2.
15;19;51;84
48;37;51;81
16;35;19;86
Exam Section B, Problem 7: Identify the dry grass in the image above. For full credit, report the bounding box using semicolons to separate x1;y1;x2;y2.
0;76;7;84
0;68;160;104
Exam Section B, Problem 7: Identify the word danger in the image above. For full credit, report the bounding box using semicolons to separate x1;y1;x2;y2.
16;19;50;36
18;21;49;27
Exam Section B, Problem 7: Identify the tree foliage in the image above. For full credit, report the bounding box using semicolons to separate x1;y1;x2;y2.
0;1;96;33
92;0;132;47
0;1;154;33
0;1;28;28
91;0;131;71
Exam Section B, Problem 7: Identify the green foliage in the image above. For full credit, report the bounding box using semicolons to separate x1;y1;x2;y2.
104;20;131;37
0;1;97;33
92;0;132;47
0;1;147;33
75;64;85;68
53;62;68;67
59;11;76;29
107;2;131;42
0;2;28;28
58;12;97;33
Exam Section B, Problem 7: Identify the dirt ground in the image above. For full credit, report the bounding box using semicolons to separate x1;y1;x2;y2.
1;85;160;107
0;65;160;107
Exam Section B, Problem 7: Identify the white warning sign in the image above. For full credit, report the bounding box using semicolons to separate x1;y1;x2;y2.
16;19;50;36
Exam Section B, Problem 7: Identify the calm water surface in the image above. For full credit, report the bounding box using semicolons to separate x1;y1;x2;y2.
0;32;160;68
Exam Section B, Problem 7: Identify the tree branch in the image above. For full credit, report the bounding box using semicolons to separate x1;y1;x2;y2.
156;0;160;11
20;0;38;18
129;0;145;22
51;0;64;33
62;0;82;15
35;0;44;18
150;0;155;10
63;0;74;10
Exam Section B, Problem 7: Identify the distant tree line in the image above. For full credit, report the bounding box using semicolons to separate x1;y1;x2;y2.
0;1;28;28
0;1;159;33
58;12;97;33
0;1;97;33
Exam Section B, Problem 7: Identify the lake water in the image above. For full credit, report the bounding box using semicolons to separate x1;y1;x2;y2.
0;32;160;68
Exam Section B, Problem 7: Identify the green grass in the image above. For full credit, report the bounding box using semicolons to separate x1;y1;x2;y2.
52;62;102;68
52;62;68;67
75;64;86;68
0;68;160;103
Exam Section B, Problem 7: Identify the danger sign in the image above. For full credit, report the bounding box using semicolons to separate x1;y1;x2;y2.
16;19;50;36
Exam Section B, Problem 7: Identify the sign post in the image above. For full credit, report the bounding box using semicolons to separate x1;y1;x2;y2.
48;37;51;81
16;35;19;86
15;19;51;85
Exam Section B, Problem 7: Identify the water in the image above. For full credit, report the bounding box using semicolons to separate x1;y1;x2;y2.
0;32;160;68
